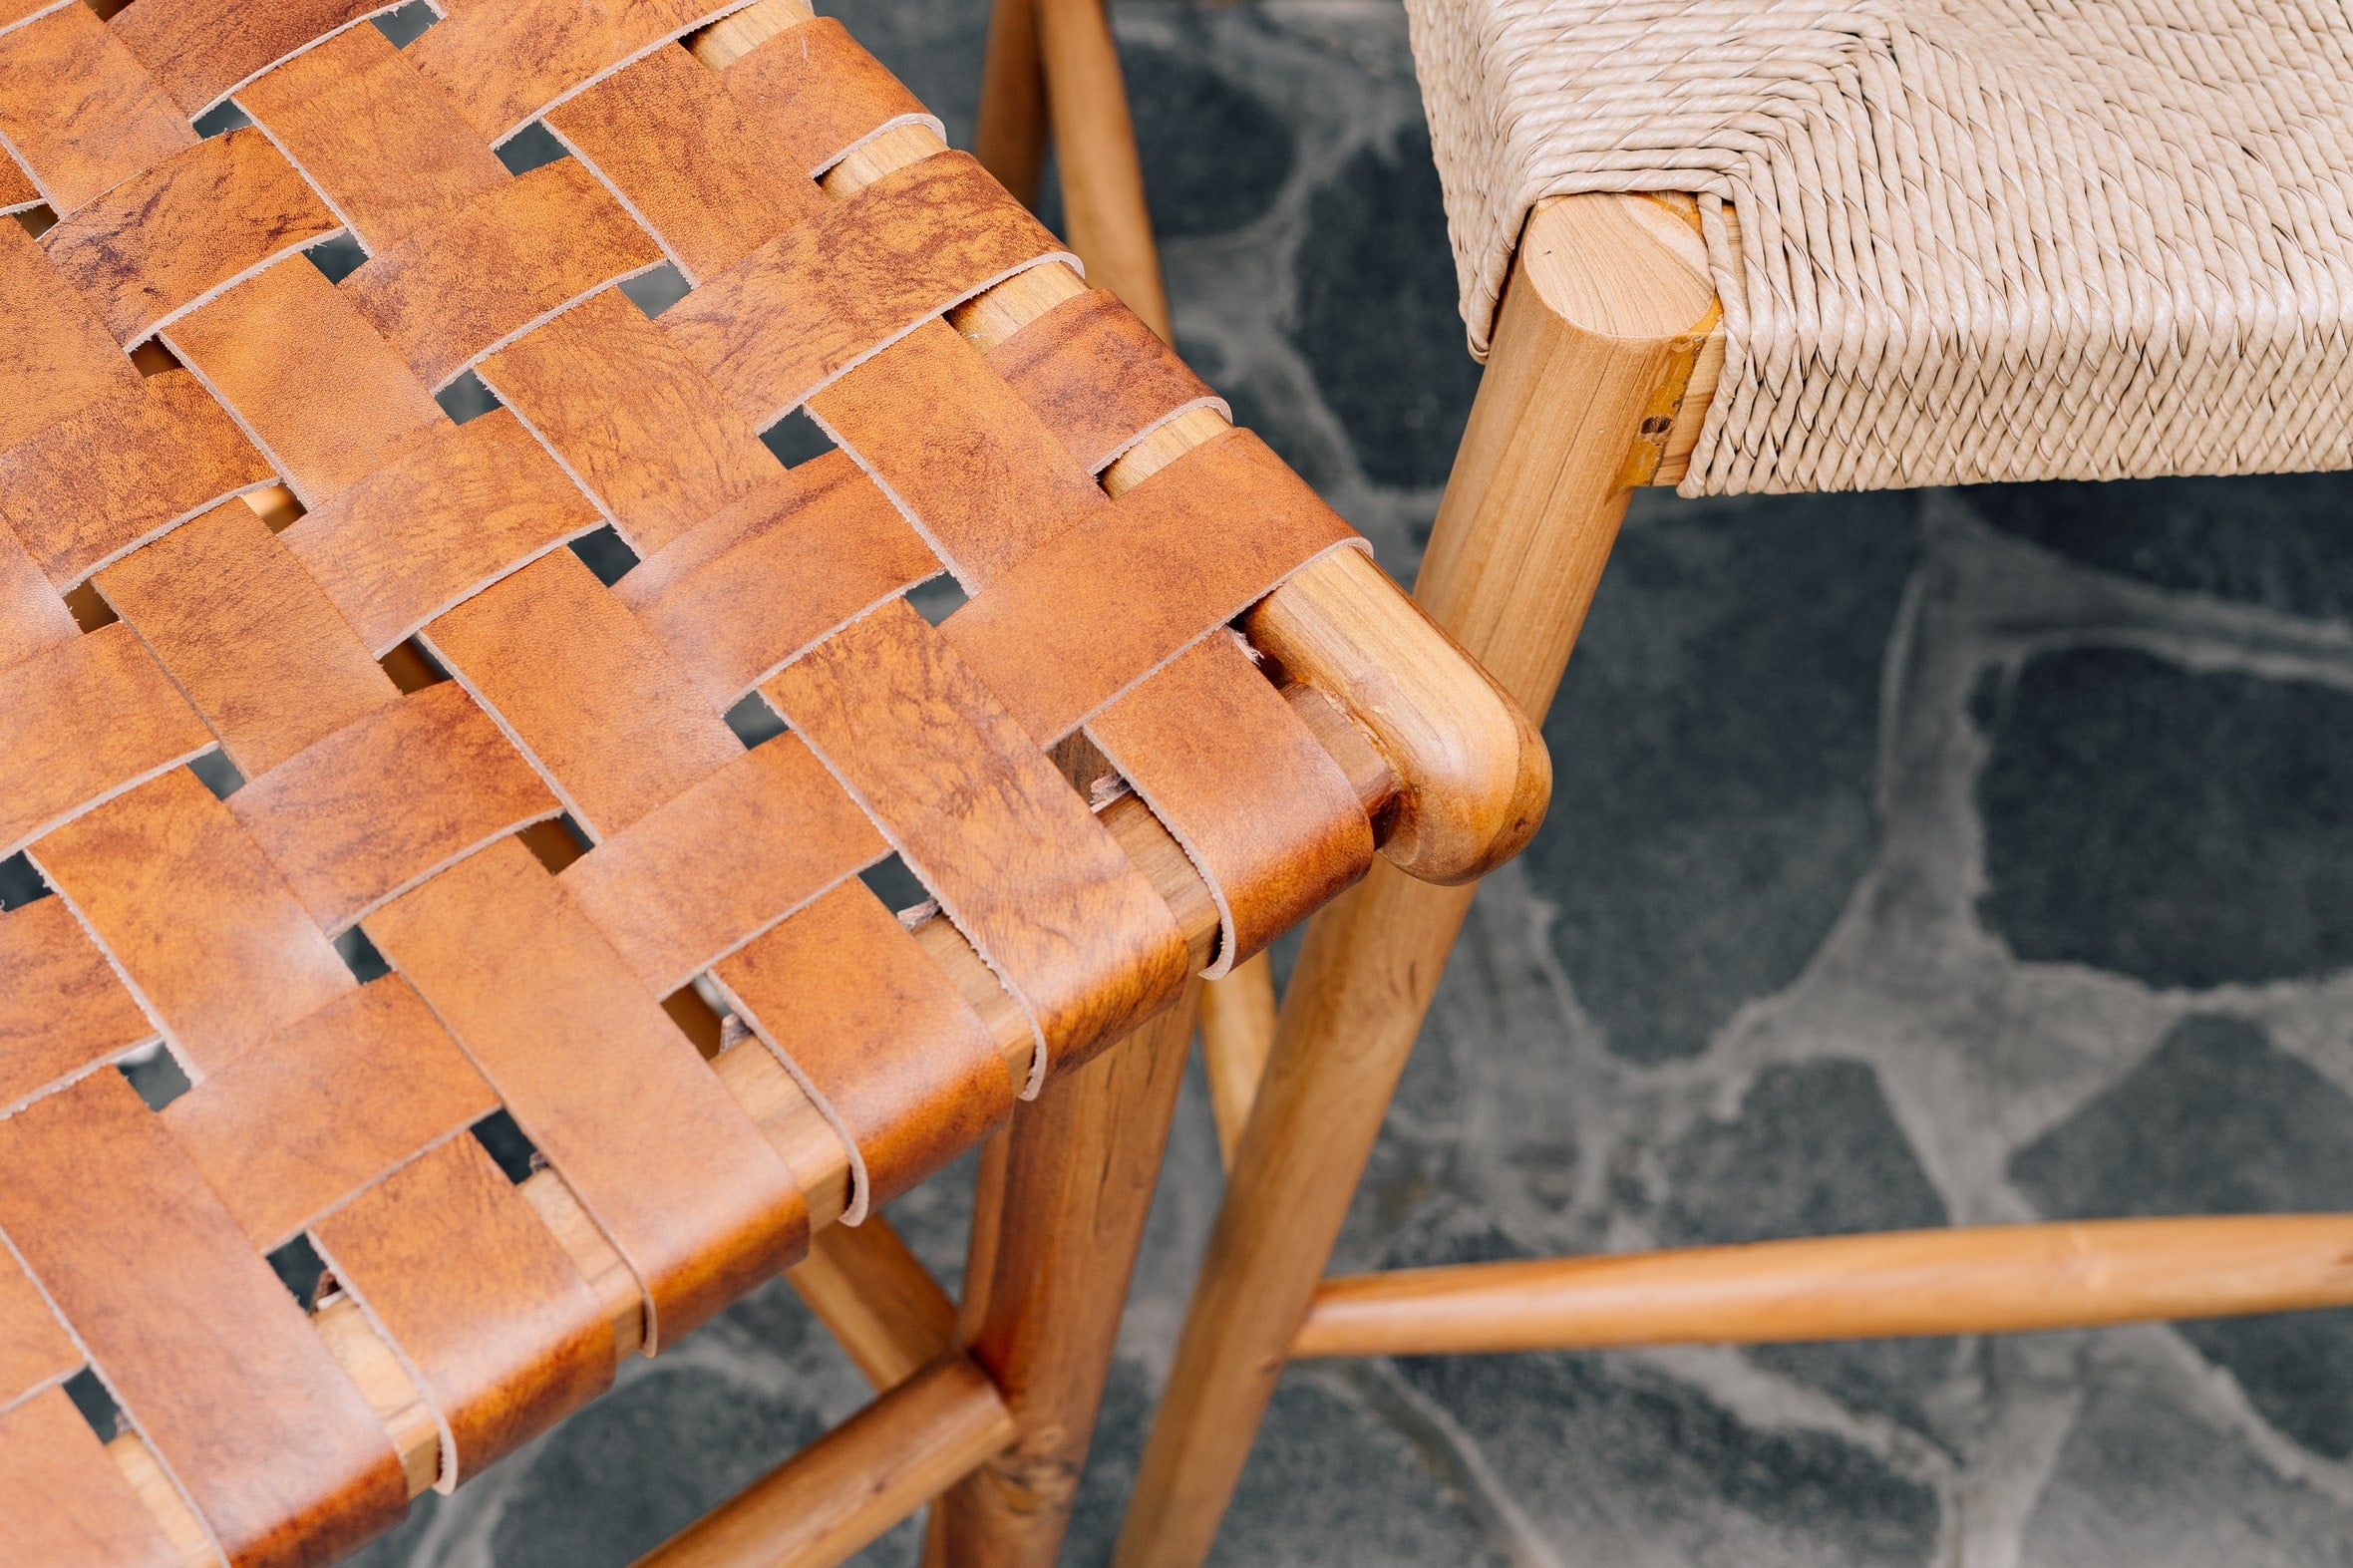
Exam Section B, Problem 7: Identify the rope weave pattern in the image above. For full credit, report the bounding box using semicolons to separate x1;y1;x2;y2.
1406;0;2353;493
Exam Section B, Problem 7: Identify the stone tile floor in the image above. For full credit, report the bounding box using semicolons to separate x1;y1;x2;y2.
356;2;2353;1563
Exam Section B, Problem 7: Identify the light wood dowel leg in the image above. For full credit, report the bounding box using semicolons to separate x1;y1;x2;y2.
1199;950;1277;1168
1032;0;1170;339
788;1215;956;1392
974;0;1047;208
1109;194;1722;1568
932;979;1203;1566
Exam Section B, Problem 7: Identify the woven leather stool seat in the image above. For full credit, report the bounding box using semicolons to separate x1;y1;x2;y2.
1410;0;2353;494
0;3;1513;1562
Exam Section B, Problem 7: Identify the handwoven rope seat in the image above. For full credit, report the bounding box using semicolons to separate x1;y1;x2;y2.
0;2;1547;1562
1409;0;2353;494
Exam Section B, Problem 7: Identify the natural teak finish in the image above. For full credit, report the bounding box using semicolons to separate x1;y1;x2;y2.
0;2;1544;1565
1291;1216;2353;1357
1115;186;2353;1567
1113;190;1717;1568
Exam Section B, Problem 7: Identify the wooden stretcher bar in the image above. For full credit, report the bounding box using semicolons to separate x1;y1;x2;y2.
1291;1216;2353;1359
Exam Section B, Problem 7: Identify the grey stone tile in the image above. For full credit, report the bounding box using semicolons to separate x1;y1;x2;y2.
1208;1374;1512;1568
1288;125;1481;490
1662;1061;1950;1244
1977;647;2353;987
1055;1357;1157;1568
2018;1382;2353;1568
2011;1015;2353;1220
1660;1062;1957;1433
2012;1014;2353;1455
1968;472;2353;623
487;1364;828;1568
1522;490;1920;1063
1125;42;1295;238
1397;1348;1942;1568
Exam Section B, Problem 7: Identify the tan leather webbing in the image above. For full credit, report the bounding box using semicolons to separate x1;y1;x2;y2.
0;4;1375;1561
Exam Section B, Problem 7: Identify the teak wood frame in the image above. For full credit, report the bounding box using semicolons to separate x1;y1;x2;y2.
1103;178;2353;1568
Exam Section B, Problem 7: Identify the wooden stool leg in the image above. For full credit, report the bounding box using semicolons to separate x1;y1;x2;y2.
1199;950;1277;1168
1108;194;1723;1568
974;0;1047;208
931;978;1204;1566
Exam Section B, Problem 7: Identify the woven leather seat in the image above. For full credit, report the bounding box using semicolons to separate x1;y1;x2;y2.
0;3;1545;1562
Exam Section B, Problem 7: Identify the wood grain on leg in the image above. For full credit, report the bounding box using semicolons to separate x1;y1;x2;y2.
974;0;1047;209
1031;0;1169;339
933;979;1201;1566
1199;950;1275;1168
789;1216;957;1391
1109;193;1722;1568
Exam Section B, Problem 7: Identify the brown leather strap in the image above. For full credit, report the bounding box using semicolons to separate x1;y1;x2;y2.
765;596;1187;1078
720;16;941;177
41;128;339;345
545;41;824;284
281;407;605;656
0;2;194;215
1;371;271;587
0;1070;407;1566
110;0;395;118
422;548;741;838
0;521;74;671
0;1388;181;1566
166;256;448;506
237;23;510;255
34;769;357;1079
479;287;779;554
0;620;213;858
405;0;747;146
0;896;156;1112
227;681;561;933
163;977;500;1250
365;836;807;1349
986;287;1228;473
0;1244;79;1411
343;158;663;391
96;497;401;777
941;429;1368;745
313;1132;613;1487
663;150;1069;425
812;317;1105;586
561;732;886;996
0;147;32;210
1091;635;1373;977
616;449;938;706
717;878;1011;1221
0;218;137;451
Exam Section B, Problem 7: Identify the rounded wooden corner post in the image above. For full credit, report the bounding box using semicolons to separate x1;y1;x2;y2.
1109;193;1722;1568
